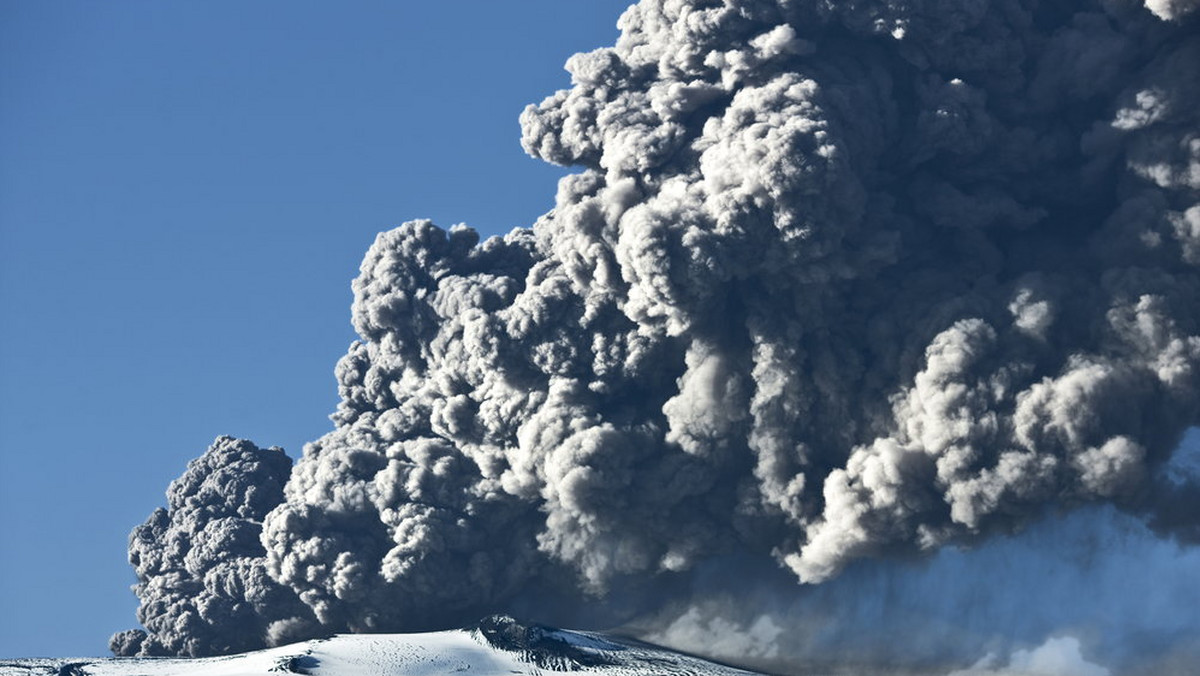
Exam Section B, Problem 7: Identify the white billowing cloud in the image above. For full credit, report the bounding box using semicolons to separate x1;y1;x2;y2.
1143;0;1200;21
948;636;1110;676
648;607;784;662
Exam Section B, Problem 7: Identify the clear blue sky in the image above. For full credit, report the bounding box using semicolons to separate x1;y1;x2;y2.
0;1;632;657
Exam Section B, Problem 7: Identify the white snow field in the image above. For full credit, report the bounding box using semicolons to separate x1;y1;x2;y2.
0;619;766;676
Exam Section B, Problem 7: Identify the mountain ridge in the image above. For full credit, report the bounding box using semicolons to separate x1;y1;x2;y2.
0;616;768;676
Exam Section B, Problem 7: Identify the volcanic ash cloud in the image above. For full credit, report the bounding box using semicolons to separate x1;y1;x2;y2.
111;437;316;657
116;0;1200;664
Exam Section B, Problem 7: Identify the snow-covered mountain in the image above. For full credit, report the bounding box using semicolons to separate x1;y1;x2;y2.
0;617;766;676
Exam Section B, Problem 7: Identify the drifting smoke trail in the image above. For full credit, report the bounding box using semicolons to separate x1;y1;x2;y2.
641;498;1200;673
115;0;1199;671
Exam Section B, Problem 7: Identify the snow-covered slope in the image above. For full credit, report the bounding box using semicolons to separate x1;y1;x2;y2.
0;617;766;676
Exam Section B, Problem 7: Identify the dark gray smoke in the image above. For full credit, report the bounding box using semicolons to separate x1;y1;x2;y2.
115;0;1200;669
111;437;316;657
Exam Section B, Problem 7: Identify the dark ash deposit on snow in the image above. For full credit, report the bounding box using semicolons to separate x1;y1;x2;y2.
114;0;1199;672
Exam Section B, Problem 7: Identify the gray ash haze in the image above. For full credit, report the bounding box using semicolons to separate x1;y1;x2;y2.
114;0;1200;672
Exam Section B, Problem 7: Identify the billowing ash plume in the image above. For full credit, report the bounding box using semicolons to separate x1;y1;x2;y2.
116;0;1200;666
111;438;316;656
